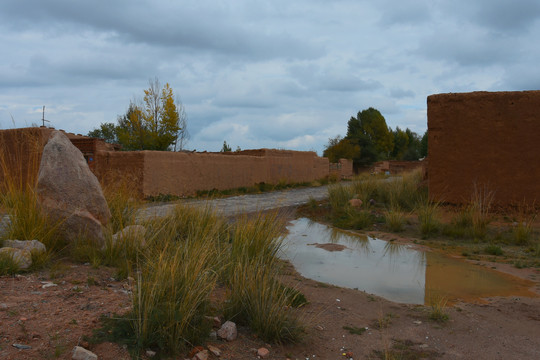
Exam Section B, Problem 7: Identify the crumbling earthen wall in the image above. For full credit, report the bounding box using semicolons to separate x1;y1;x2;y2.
428;91;540;206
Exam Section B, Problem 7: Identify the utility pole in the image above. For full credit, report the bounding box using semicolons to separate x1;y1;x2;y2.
41;106;50;127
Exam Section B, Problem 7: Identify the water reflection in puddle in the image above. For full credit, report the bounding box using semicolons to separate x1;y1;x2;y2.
281;218;536;305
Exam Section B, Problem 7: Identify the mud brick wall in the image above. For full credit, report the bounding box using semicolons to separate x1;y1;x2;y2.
0;128;51;188
427;91;540;206
141;150;329;197
93;151;145;197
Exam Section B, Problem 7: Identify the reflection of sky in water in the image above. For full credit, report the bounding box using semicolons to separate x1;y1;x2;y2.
282;218;536;305
281;218;427;304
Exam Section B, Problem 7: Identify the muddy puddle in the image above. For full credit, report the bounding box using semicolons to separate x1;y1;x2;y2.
281;218;536;305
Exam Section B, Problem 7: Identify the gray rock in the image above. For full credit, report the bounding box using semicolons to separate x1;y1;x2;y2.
12;343;32;350
217;321;237;341
111;225;146;248
3;240;46;254
37;131;111;246
0;248;32;269
72;346;98;360
0;215;11;237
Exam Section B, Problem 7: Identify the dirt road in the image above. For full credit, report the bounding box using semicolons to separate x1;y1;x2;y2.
138;185;329;220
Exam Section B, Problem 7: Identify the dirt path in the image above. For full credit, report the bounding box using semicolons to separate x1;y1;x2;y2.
138;185;329;220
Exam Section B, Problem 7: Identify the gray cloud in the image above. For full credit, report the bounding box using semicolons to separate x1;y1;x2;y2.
1;0;538;154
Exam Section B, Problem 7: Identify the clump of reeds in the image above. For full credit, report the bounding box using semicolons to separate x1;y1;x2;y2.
417;200;441;238
426;291;449;323
225;260;305;343
224;211;305;343
470;185;494;240
384;206;405;232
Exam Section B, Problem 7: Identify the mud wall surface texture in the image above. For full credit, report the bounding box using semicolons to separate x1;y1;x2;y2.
93;151;145;197
141;150;329;197
0;128;51;188
428;91;540;206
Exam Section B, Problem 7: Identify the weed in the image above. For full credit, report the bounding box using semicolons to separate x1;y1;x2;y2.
470;185;494;240
417;201;441;238
484;244;503;256
343;325;366;335
427;292;449;323
0;252;19;275
225;261;305;343
384;207;405;232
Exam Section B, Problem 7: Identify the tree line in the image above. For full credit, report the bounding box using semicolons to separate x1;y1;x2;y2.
323;107;427;167
88;78;189;151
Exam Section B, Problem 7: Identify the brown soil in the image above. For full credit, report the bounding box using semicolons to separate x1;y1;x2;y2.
2;217;540;359
2;253;540;360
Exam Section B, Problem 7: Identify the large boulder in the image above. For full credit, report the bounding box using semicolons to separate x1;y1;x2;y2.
37;131;111;246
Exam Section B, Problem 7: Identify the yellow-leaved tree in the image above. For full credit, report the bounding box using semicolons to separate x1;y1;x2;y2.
115;78;188;151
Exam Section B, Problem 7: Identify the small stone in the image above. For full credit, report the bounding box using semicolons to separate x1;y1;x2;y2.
217;321;237;341
189;346;204;358
413;320;422;325
12;343;32;350
3;239;46;254
0;247;32;269
315;325;324;331
348;199;363;207
194;350;208;360
419;344;429;349
0;303;8;310
257;347;270;358
146;349;156;357
42;282;58;288
207;345;221;357
72;346;98;360
209;330;218;341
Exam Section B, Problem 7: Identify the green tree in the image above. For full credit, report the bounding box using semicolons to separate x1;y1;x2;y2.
420;130;428;158
345;107;393;166
221;141;232;152
87;122;118;144
323;136;360;163
88;78;188;151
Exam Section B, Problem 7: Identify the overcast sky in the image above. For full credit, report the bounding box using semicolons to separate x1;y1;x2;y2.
1;0;539;154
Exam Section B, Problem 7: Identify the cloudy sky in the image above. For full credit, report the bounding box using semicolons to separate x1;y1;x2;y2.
1;0;539;154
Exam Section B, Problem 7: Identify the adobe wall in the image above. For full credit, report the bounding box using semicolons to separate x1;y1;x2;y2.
93;151;145;197
427;91;540;206
141;150;329;197
0;128;51;189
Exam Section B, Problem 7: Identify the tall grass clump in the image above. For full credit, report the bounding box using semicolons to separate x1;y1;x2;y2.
510;207;537;245
133;240;217;354
417;200;441;238
225;211;304;343
470;185;494;240
384;207;405;232
328;183;354;210
130;205;224;355
102;179;142;234
226;261;305;343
